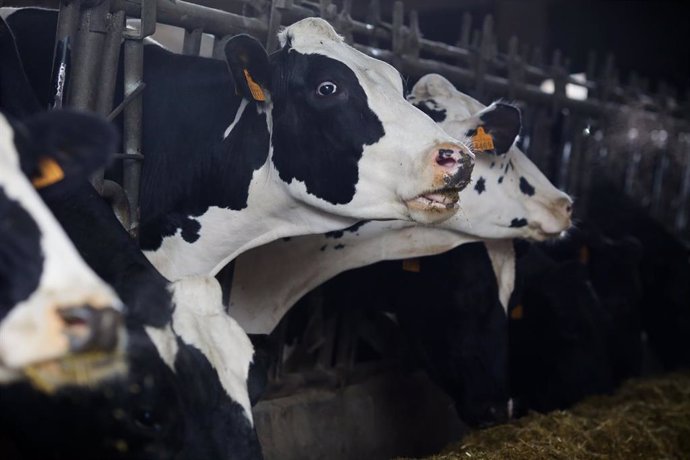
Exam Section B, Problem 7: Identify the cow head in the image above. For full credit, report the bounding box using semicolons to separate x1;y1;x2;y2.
224;19;474;224
0;110;126;389
410;74;573;239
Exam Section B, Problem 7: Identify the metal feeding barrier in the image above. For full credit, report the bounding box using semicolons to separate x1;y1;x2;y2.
9;0;690;390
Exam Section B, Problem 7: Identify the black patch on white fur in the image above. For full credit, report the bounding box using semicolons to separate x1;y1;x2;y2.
510;218;528;228
474;177;486;194
519;177;535;196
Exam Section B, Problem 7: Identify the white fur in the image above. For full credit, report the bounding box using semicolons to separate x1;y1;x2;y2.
146;277;255;424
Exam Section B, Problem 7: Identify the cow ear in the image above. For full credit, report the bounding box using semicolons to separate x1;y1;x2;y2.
18;110;118;189
224;35;270;103
410;74;455;100
467;103;521;155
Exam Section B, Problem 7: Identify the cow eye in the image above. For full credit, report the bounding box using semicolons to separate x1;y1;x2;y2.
316;81;337;96
134;409;162;432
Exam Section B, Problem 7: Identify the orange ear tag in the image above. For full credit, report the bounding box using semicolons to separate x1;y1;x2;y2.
32;157;65;189
243;69;266;102
402;258;421;273
472;126;495;152
510;304;524;320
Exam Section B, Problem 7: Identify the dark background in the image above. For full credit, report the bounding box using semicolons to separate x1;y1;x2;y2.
401;0;690;94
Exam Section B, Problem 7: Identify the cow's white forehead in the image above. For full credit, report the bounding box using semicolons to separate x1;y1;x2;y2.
278;17;344;48
277;17;402;94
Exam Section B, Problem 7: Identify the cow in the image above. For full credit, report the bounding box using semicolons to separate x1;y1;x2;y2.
3;9;475;283
508;237;616;415
228;74;572;335
1;121;263;459
310;240;512;428
585;177;690;370
0;109;125;390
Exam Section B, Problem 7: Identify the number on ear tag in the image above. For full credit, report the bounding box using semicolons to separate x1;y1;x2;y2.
472;126;495;152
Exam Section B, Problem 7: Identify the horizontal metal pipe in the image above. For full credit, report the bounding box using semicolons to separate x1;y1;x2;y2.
112;0;267;39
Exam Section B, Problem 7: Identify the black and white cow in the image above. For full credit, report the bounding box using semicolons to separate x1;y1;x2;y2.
0;110;125;389
4;9;475;282
228;75;571;335
1;119;262;459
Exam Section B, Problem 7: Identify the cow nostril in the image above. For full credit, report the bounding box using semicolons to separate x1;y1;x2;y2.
436;149;457;167
60;305;122;353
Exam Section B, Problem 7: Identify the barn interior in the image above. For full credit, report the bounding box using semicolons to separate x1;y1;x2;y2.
1;0;689;459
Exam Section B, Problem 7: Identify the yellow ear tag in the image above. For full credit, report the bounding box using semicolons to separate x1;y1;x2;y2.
579;245;590;265
243;69;266;102
402;258;421;273
510;304;524;320
32;157;65;189
472;126;495;152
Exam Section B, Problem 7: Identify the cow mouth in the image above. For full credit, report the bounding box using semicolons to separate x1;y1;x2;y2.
405;188;461;212
23;351;127;394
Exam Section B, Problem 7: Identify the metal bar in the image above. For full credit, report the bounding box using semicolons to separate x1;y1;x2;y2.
111;0;268;39
183;27;203;56
96;9;126;116
92;8;126;194
675;137;690;232
67;0;110;110
107;82;146;122
50;0;81;109
123;37;144;239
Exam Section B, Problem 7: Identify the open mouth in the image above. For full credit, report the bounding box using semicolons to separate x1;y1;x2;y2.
406;188;461;211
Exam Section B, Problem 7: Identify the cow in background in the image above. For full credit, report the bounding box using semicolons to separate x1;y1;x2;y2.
587;178;690;371
0;110;125;390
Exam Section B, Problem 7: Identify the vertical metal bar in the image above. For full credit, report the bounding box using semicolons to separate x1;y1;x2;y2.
51;1;81;109
265;0;285;52
651;150;668;219
182;27;203;56
475;15;493;100
96;10;125;116
365;0;381;47
91;9;126;194
67;0;109;110
123;38;144;239
675;136;690;232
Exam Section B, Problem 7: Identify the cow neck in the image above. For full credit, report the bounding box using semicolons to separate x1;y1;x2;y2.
137;46;355;280
230;222;478;334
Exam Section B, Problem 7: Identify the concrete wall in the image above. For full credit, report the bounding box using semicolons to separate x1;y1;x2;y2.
253;370;467;460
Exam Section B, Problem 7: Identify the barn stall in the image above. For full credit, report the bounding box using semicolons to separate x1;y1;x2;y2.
0;0;689;459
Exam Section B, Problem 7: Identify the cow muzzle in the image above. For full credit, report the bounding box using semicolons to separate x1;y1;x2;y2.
0;303;127;393
405;142;474;222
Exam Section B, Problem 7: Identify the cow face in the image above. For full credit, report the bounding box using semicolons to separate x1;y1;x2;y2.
225;19;474;225
410;74;573;240
0;111;125;389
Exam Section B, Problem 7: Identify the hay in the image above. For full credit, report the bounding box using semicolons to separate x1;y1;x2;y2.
410;372;690;460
